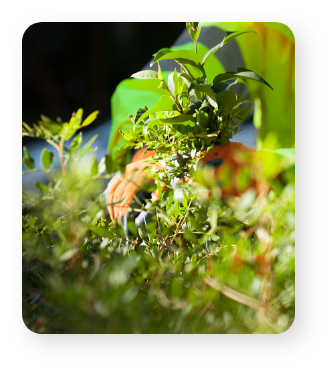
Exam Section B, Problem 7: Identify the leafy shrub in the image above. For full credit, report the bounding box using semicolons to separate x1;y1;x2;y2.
22;23;295;334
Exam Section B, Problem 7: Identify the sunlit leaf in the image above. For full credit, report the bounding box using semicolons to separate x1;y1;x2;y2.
131;70;159;79
150;49;173;67
202;30;256;65
70;132;83;152
74;135;98;156
81;110;99;127
213;68;273;90
186;22;202;42
151;49;199;66
135;96;177;126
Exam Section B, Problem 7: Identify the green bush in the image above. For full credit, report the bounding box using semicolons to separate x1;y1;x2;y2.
22;24;295;334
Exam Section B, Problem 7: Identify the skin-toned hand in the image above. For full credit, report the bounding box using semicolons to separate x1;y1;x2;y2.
104;142;257;235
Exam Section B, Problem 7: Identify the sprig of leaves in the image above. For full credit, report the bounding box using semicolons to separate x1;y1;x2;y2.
124;23;272;168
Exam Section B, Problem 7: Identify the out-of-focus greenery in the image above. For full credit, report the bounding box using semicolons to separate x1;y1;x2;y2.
22;108;295;334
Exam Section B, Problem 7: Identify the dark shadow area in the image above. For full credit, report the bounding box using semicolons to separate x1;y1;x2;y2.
23;22;185;143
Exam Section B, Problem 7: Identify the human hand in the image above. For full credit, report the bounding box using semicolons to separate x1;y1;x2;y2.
104;148;159;235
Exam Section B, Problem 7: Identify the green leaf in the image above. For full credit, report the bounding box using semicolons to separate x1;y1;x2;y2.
213;68;273;90
176;59;205;80
160;115;195;125
73;135;98;156
90;157;98;176
143;118;159;135
208;204;219;230
168;68;178;97
157;181;162;198
59;248;78;262
131;70;159;79
188;216;203;233
213;72;240;86
149;228;157;240
150;49;173;67
179;73;194;88
167;200;179;217
236;67;273;90
133;108;148;124
120;130;134;141
40;148;54;170
70;132;83;152
216;91;243;118
224;30;256;43
187;76;206;93
192;85;217;109
89;225;114;240
151;50;199;66
98;156;107;174
104;155;113;174
167;190;174;208
39;115;62;135
22;121;31;133
23;146;35;170
196;110;211;128
157;80;168;90
157;62;163;80
202;30;256;66
182;189;188;208
212;79;238;94
34;182;48;193
135;96;177;127
68;109;83;130
183;228;197;242
210;234;220;241
186;22;200;34
81;110;99;127
186;22;202;43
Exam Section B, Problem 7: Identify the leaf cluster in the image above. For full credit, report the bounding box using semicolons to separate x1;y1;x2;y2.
22;109;294;334
121;26;272;181
22;109;295;334
22;24;294;334
22;144;295;333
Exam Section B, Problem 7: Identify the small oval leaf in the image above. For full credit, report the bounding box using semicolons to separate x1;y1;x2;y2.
81;110;99;128
40;148;54;170
23;146;35;170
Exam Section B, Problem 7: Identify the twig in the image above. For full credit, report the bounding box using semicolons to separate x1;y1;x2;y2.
192;22;197;54
166;86;184;114
176;152;186;167
170;190;198;244
204;277;279;321
22;169;48;175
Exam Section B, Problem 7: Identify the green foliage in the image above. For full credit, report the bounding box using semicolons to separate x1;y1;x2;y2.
124;26;271;166
22;23;294;334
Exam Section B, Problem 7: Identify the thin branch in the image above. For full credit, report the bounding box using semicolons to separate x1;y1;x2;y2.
171;190;198;244
176;152;186;167
166;85;184;114
192;22;197;54
204;277;279;321
22;169;48;175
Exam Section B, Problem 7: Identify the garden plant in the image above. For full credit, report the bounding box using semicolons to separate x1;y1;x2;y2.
22;23;295;334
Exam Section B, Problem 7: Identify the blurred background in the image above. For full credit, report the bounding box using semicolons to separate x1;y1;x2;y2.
22;22;255;187
23;23;186;137
22;23;185;186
